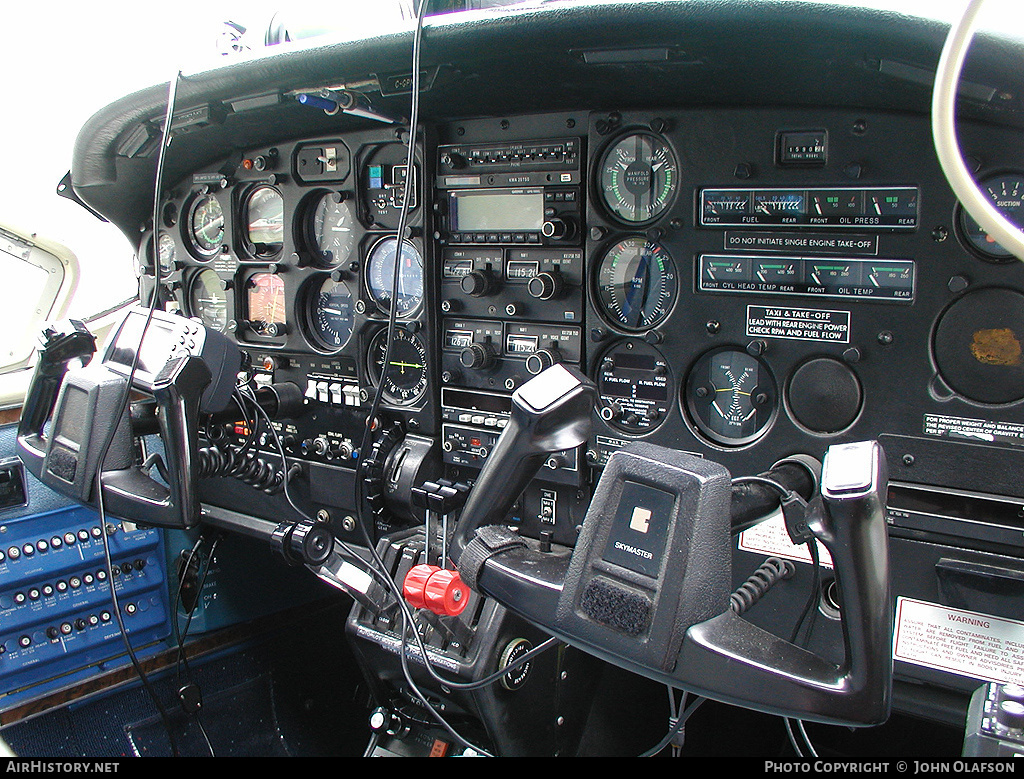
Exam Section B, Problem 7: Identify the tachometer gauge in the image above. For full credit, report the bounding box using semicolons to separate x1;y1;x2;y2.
246;272;287;337
595;237;677;331
598;132;678;224
684;348;777;447
304;276;354;351
959;173;1024;262
243;186;284;258
368;327;428;405
365;237;424;316
187;194;225;258
188;269;228;332
309;191;357;267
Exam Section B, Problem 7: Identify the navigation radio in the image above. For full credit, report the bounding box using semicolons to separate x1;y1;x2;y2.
436;138;583;246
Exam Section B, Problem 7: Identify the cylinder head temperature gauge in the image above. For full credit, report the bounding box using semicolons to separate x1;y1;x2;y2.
684;348;777;446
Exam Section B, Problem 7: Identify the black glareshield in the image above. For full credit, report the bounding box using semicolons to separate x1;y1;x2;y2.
454;363;892;727
17;308;242;529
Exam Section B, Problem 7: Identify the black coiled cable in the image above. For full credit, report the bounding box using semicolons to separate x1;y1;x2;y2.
730;556;795;616
196;441;285;494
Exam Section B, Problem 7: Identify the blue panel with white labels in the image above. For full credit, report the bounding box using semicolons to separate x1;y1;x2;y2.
0;504;170;710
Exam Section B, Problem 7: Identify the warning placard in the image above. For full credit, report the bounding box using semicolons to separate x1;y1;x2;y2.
746;305;850;343
894;598;1024;685
924;413;1024;449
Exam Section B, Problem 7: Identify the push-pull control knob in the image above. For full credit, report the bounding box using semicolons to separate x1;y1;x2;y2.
527;270;564;300
541;217;575;240
460;269;497;297
525;347;563;375
369;707;409;737
403;564;469;616
460;341;496;370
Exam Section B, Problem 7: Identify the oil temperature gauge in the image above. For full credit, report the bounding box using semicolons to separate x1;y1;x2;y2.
684;348;777;446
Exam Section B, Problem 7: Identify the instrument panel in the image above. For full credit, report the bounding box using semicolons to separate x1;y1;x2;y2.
143;106;1024;704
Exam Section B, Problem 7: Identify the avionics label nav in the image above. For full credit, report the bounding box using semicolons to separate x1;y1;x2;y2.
745;305;850;343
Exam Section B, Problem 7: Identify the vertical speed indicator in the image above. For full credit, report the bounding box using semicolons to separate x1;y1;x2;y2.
598;132;678;224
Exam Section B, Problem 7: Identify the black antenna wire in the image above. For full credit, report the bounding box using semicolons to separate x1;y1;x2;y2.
92;69;184;756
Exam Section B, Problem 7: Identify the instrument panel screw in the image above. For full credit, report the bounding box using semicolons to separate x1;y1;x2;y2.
852;119;867;135
734;162;753;179
902;454;915;467
706;320;720;334
876;330;893;345
932;226;949;242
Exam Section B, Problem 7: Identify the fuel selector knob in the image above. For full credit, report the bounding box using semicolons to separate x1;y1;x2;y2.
527;270;564;300
525;347;562;375
460;342;496;370
460;269;497;297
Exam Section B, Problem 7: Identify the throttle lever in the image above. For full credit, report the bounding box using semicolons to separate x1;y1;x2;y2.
450;363;595;566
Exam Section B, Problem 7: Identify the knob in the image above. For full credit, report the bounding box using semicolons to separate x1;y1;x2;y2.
600;402;622;421
460;342;496;370
525;347;562;375
541;217;574;240
460;269;497;297
527;270;564;300
369;707;409;737
999;700;1024;731
285;521;333;567
440;152;467;170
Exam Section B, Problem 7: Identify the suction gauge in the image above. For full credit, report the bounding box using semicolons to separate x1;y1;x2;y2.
959;173;1024;262
595;237;677;331
598;131;678;224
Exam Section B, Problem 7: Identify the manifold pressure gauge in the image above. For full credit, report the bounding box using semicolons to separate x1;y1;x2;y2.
598;131;678;224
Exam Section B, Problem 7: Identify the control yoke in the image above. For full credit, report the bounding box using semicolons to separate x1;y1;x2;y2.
452;364;892;727
17;308;241;529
